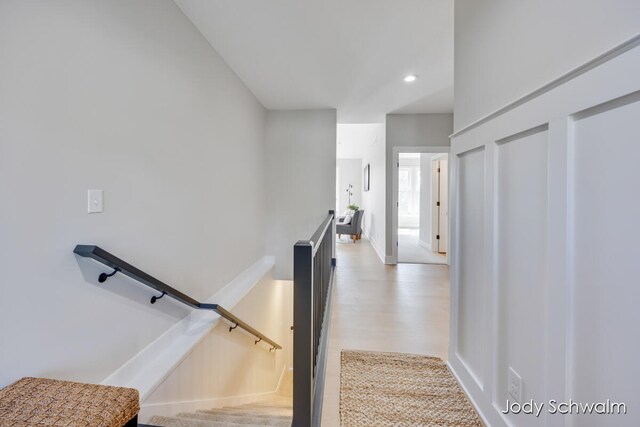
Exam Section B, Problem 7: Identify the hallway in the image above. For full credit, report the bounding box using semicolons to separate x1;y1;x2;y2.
321;238;450;425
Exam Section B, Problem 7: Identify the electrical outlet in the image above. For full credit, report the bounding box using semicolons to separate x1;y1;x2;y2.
508;367;522;403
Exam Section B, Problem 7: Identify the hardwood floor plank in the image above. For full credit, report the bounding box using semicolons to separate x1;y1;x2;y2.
320;238;450;426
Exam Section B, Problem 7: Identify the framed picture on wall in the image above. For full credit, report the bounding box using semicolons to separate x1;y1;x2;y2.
364;163;370;191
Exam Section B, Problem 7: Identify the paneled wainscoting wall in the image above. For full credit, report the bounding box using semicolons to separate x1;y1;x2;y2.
448;35;640;427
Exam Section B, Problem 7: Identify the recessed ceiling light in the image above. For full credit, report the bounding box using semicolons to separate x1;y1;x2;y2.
404;74;418;83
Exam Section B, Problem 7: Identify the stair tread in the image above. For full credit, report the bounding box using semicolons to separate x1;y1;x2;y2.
200;408;292;417
176;412;290;426
217;404;291;412
238;404;292;410
149;398;293;427
196;408;293;418
150;415;274;427
240;399;292;406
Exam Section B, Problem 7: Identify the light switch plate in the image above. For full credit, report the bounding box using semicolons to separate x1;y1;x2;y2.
88;189;103;213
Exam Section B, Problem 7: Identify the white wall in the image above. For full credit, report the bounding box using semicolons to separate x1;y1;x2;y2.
454;0;640;131
337;159;362;214
385;113;452;256
337;124;386;262
265;110;337;280
449;26;640;427
0;0;269;388
418;153;432;247
140;273;292;422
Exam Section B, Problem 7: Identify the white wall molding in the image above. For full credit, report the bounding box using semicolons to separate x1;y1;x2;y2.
102;256;275;401
447;360;494;427
450;37;640;427
451;33;640;138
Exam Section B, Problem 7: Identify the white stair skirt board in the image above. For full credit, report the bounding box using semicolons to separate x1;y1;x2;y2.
101;256;275;402
138;364;287;421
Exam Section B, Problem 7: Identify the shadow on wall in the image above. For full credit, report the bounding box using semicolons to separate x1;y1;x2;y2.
74;255;190;322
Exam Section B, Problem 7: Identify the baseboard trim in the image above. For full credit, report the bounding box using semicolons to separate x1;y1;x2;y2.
101;256;276;402
446;360;493;427
447;356;506;427
363;228;385;264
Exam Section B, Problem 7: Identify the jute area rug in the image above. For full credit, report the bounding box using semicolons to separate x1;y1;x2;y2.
340;350;483;426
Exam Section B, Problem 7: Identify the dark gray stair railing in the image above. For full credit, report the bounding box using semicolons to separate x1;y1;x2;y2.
293;210;336;427
73;245;281;351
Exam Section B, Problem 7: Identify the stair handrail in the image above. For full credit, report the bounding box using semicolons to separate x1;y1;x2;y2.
73;245;282;351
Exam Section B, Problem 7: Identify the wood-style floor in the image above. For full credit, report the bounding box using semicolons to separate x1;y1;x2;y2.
320;238;450;426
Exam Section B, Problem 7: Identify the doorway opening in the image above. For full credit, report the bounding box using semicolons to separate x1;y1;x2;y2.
394;150;449;264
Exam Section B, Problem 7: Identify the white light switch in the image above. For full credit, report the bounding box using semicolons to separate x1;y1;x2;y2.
88;189;103;213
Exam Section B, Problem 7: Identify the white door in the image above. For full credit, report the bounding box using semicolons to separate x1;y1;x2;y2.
431;157;448;253
438;158;448;253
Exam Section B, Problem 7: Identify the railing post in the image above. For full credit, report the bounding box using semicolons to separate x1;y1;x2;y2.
293;240;313;427
329;210;336;266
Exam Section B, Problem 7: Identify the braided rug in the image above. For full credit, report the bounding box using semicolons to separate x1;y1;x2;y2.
0;377;139;427
340;350;483;426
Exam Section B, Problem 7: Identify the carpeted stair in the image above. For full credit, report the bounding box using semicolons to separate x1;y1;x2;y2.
149;372;293;427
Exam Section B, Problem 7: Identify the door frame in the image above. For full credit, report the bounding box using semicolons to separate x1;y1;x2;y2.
391;146;450;265
431;154;449;253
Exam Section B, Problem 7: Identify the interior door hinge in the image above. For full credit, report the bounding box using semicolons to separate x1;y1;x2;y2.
436;235;440;240
437;168;441;173
436;201;440;207
397;162;399;167
397;201;399;207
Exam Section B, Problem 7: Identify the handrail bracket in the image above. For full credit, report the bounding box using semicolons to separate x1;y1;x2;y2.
98;267;120;283
73;245;281;351
150;291;166;304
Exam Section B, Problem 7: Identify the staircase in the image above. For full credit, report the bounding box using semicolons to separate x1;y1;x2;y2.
148;372;293;427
